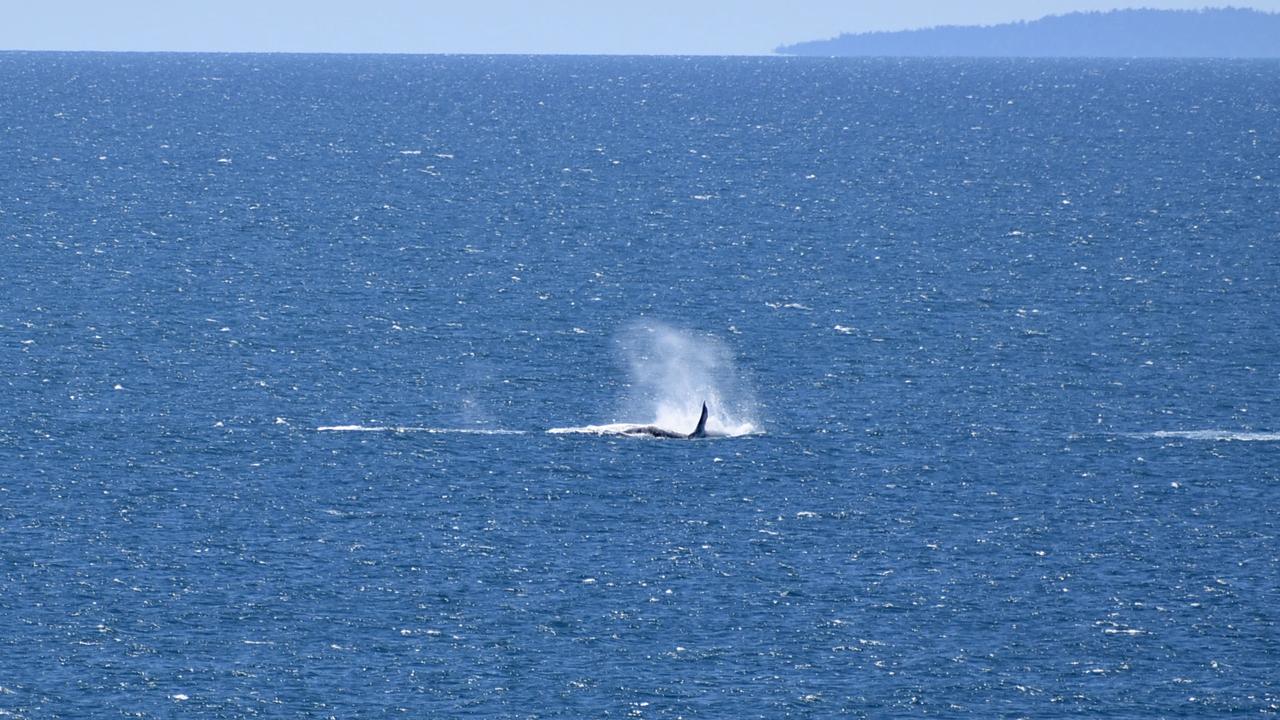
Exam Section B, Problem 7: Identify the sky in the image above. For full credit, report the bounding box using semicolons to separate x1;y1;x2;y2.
4;1;1280;55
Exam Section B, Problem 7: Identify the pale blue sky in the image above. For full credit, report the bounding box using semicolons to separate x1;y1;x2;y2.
5;1;1279;55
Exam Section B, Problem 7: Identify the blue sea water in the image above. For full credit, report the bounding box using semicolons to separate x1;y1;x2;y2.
1;53;1278;717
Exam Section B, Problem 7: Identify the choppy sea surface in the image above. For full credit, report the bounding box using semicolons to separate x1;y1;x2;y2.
2;54;1278;717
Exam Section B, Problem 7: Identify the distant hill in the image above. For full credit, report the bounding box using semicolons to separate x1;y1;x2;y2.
776;8;1280;58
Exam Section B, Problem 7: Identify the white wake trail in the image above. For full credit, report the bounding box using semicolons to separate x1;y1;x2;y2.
1134;430;1280;442
317;425;525;435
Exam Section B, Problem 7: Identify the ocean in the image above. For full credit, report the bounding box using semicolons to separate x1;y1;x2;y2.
1;54;1277;717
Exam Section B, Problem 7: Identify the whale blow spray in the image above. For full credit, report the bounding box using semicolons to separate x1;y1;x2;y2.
618;322;760;436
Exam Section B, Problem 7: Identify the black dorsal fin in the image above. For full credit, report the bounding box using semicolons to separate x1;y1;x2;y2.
689;402;709;438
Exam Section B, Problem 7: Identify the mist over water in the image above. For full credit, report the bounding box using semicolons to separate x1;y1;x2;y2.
618;322;760;436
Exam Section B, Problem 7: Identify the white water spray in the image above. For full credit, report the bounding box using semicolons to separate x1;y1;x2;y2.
612;321;760;436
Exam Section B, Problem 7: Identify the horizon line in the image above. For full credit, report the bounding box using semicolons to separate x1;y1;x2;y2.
3;48;1280;60
0;48;777;57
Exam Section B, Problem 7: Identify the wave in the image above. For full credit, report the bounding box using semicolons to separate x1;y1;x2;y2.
317;425;525;435
1133;430;1280;442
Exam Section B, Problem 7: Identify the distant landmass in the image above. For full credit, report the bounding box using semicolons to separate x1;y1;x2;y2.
777;8;1280;57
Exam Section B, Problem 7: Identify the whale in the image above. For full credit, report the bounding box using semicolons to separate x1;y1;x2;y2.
620;402;710;439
